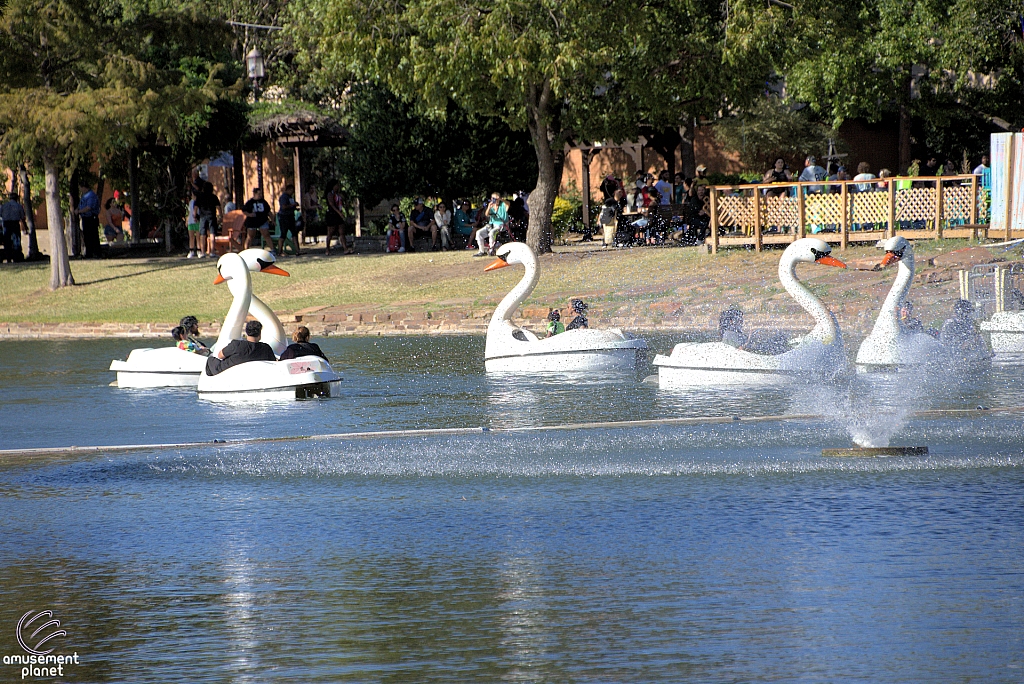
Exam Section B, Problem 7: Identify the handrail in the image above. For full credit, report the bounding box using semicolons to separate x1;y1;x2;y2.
706;174;994;253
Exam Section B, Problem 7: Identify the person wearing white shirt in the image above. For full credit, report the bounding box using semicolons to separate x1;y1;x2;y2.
853;162;876;192
433;201;453;250
972;155;991;189
798;155;827;193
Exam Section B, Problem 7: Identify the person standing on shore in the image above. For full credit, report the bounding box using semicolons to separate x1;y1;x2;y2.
0;192;26;263
242;188;272;252
73;183;102;258
277;183;300;256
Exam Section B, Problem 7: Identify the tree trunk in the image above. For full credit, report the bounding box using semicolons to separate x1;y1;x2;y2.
129;148;140;243
18;164;39;259
680;118;697;179
898;103;912;175
68;168;82;257
525;79;562;254
43;152;73;289
232;147;245;206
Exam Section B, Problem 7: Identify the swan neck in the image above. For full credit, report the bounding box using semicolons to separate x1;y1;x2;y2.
872;255;914;335
779;254;840;344
249;293;287;356
490;254;539;330
211;271;252;355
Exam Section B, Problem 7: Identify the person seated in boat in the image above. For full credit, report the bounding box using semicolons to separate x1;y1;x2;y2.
205;320;277;376
545;309;565;337
178;315;211;356
565;299;588;331
898;300;925;334
718;307;747;348
171;325;206;355
279;325;329;361
940;299;987;355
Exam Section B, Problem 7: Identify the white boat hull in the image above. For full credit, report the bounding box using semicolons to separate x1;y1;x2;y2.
110;347;207;388
197;356;342;401
484;328;647;374
653;340;845;388
485;346;644;373
980;312;1024;355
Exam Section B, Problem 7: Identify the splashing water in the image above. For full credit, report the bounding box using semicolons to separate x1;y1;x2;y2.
786;335;978;448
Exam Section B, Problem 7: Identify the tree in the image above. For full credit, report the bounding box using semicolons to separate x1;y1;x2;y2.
293;0;748;253
781;0;1024;171
0;0;226;287
334;84;537;208
714;96;842;170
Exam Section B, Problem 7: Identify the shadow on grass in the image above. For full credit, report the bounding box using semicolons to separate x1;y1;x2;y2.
76;261;198;286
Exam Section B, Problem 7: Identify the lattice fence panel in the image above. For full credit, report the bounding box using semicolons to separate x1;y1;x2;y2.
762;196;799;231
895;188;936;221
717;195;755;232
805;194;842;227
943;185;973;222
850;191;889;227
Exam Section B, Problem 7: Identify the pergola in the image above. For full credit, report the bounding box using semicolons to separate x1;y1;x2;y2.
566;138;646;234
249;110;348;225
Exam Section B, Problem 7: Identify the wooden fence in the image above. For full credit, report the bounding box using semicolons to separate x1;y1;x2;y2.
706;175;1013;252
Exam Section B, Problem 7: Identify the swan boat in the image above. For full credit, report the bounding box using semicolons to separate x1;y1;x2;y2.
196;250;342;401
109;345;208;388
979;313;1024;364
109;249;294;388
856;236;991;372
483;242;647;373
653;238;848;387
854;236;942;372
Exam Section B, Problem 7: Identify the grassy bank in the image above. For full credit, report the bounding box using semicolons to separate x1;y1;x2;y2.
0;241;983;333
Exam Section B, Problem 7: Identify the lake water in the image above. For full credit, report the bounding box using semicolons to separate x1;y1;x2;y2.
1;337;1023;682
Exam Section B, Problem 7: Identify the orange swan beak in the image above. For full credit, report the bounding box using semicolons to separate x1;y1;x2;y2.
485;258;508;272
817;255;847;269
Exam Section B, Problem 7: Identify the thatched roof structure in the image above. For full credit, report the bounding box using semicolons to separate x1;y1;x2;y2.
250;109;347;147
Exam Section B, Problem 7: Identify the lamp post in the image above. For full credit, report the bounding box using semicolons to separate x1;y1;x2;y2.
246;48;266;192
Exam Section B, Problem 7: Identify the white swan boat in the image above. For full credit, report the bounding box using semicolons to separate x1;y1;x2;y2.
653;238;848;386
109;249;293;388
109;346;208;388
855;236;942;372
856;236;991;372
980;313;1024;364
483;242;647;373
197;251;342;401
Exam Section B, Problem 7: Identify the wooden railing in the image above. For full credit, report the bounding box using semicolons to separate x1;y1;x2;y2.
706;175;1009;253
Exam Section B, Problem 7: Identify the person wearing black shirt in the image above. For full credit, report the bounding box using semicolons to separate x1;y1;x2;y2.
242;188;272;251
277;183;299;255
566;299;589;331
407;198;438;251
194;182;221;258
278;326;329;361
205;320;277;376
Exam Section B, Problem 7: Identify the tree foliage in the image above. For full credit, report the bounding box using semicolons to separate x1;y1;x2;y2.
779;0;1024;168
714;97;842;169
292;0;757;252
334;84;537;208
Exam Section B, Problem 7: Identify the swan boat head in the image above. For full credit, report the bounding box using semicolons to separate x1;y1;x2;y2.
238;248;290;277
781;237;847;270
878;235;912;270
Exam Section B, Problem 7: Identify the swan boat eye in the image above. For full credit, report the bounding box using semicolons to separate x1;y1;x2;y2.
256;257;273;270
810;247;831;261
888;248;905;261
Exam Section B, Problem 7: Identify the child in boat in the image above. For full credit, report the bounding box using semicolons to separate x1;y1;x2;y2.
546;310;565;337
718;307;747;348
566;299;589;331
171;326;205;354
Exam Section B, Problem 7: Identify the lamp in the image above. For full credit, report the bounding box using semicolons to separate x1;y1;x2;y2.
246;48;266;191
246;48;265;81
